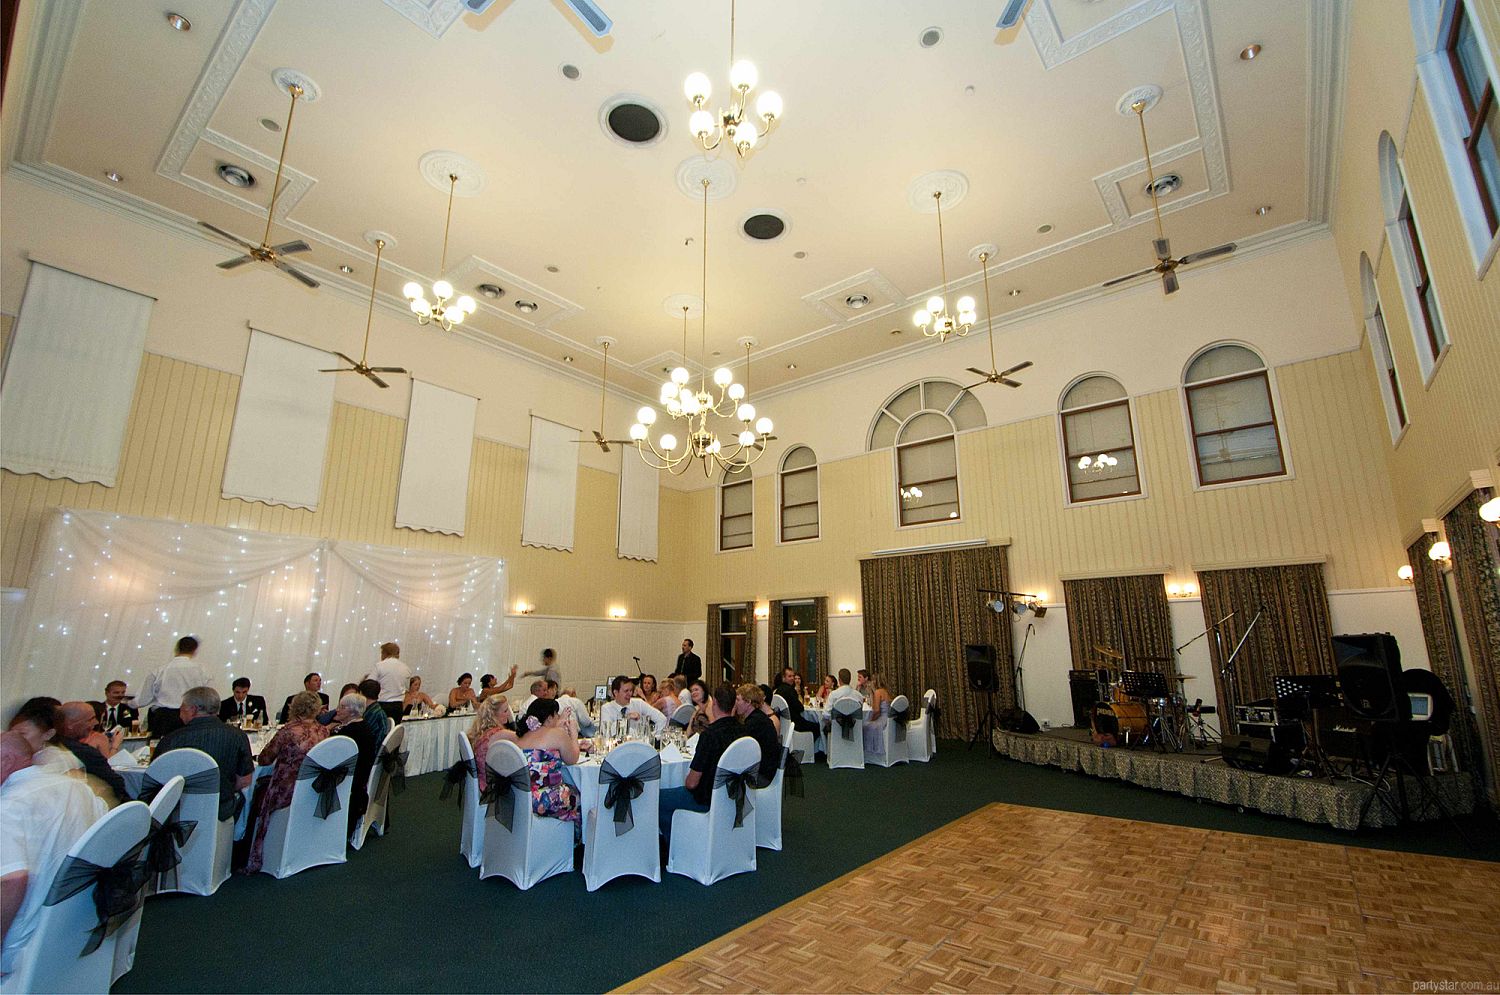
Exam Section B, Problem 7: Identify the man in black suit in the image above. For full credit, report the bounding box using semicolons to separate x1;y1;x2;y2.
57;701;129;805
278;673;330;722
101;680;137;731
219;677;268;725
675;638;702;686
772;666;819;738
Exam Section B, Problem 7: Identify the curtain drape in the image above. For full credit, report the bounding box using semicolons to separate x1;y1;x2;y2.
744;604;757;687
616;452;659;562
814;596;830;680
521;415;579;551
395;380;478;536
1444;489;1500;803
1063;574;1175;678
859;545;1012;742
704;604;721;688
766;599;785;678
1195;562;1335;720
1407;532;1486;786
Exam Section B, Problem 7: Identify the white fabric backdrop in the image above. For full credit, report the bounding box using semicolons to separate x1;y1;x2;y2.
221;329;337;510
0;262;152;486
395;380;478;537
616;450;659;562
521;415;580;552
4;509;506;709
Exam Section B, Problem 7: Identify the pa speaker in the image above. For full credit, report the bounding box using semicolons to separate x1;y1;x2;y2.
964;644;998;692
1332;633;1406;722
1220;735;1294;774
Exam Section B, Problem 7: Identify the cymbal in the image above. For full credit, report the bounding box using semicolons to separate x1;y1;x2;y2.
1169;674;1196;680
1094;645;1124;660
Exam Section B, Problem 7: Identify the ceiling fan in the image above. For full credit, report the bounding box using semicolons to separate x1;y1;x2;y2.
572;338;634;453
462;0;612;37
996;0;1030;30
960;250;1033;392
318;238;408;389
1101;99;1236;296
197;82;319;289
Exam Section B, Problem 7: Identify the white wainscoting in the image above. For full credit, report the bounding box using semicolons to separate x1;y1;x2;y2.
501;615;700;698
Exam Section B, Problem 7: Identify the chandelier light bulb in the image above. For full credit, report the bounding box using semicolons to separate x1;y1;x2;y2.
713;367;733;387
913;309;933;327
636;406;657;426
738;430;755;446
671;366;690;385
682;395;701;415
448;309;465;325
659;433;678;451
1078;456;1091;469
736;120;759;149
457;295;477;314
736;402;756;422
729;59;758;91
1481;497;1500;523
629;423;648;441
684;72;712;104
666;398;683;416
957;295;976;313
927;296;945;315
433;279;453;300
755;90;783;121
1429;540;1451;561
402;282;423;300
414;299;433;316
690;109;715;138
755;416;773;434
706;438;722;455
727;383;746;400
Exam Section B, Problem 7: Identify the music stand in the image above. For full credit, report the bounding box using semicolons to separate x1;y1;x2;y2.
1120;670;1169;699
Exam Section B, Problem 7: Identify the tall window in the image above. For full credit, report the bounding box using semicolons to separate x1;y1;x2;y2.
781;601;818;684
1401;192;1447;362
719;466;753;551
896;412;960;525
1379;131;1449;378
778;446;819;542
1445;1;1499;235
867;379;986;450
719;605;748;684
1182;344;1287;486
1359;252;1408;440
1059;375;1141;503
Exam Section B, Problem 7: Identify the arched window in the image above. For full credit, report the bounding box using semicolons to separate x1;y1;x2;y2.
778;446;819;542
1182;344;1287;486
867;379;985;451
1359;252;1408;440
1380;131;1449;379
1059;375;1141;503
719;465;753;551
896;412;960;525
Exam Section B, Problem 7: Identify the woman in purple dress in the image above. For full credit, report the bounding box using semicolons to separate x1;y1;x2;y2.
246;691;329;873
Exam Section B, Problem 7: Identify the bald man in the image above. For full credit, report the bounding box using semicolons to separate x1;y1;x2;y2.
57;702;129;805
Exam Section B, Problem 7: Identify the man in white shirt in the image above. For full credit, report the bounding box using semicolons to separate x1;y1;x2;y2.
0;751;107;975
554;688;596;737
516;679;553;718
137;636;214;738
599;675;667;733
366;642;413;724
825;668;864;737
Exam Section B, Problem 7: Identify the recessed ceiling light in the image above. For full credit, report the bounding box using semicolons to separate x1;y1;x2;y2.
793;250;807;259
338;264;354;274
920;26;943;48
103;170;123;183
561;63;581;80
1037;223;1053;234
845;293;870;310
1145;173;1182;198
964;85;976;96
165;12;191;31
259;117;281;133
1007;289;1022;297
476;283;504;299
546;264;560;273
515;300;539;313
786;363;798;370
216;163;255;188
1254;205;1273;216
562;355;575;363
1240;43;1262;60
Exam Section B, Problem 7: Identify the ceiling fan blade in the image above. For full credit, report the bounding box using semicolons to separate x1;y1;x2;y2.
1102;267;1157;288
216;255;254;270
333;352;359;367
366;373;390;389
999;360;1034;376
1153;237;1172;261
197;221;258;251
1162;270;1180;295
1178;242;1237;266
317;368;353;373
1000;379;1023;388
959;380;989;392
270;240;312;256
366;367;408;374
274;260;320;289
965;367;992;378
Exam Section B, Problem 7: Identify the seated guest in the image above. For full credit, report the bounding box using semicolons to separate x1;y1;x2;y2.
101;680;137;731
449;673;479;711
247;692;329;874
82;702;124;758
478;665;519;701
517;679;551;716
554;686;596;737
658;676;678;704
327;693;379;836
857;669;874;704
3;699;62;786
279;673;329;722
318;684;362;727
402;675;436;716
57;701;129;805
772;667;819;737
826;669;863;709
219;677;268;725
158;686;253;821
637;673;659;706
600;676;667;733
736;684;783;786
790;673;805;702
658;684;750;836
863;674;894;757
677;679;693;709
0;739;107;974
685;680;712;736
512;699;580;824
815;674;837;703
468;696;518;792
358;680;390;745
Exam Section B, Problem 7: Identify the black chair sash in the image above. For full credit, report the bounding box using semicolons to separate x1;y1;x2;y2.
890;703;910;743
138;767;219;804
832;702;861;741
144;810;198;891
598;753;661;836
781;747;805;798
377;746;409;799
296;754;357;820
42;838;149;956
439;757;477;803
669;709;692;729
480;764;532;832
713;767;758;828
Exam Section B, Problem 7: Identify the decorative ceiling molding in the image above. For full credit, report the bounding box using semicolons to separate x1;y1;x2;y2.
380;0;466;39
8;0;85;165
1093;139;1211;227
1025;0;1175;70
184;128;316;221
444;255;585;331
800;268;906;325
1306;0;1351;223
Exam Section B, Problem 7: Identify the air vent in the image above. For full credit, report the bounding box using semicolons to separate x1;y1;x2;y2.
605;102;662;144
477;283;504;299
845;294;870;310
1144;173;1182;198
216;163;255;188
742;213;786;240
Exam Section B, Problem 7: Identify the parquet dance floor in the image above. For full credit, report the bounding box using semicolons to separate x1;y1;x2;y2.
618;803;1500;994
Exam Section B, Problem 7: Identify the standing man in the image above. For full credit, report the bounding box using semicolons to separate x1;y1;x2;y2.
101;681;137;732
599;675;667;733
219;678;268;725
158;686;253;822
137;636;213;739
676;639;702;686
366;642;412;725
523;648;560;686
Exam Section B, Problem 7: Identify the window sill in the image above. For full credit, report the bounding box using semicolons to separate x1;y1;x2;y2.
775;534;822;547
716;544;755;555
1063;490;1147;511
1190;469;1294;494
1421;343;1453;389
897;516;964;531
1390;421;1411;450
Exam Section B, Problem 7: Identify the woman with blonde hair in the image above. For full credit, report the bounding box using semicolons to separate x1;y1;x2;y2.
247;691;329;873
467;694;517;792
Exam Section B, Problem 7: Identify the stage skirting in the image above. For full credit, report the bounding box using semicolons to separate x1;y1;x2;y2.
992;729;1475;831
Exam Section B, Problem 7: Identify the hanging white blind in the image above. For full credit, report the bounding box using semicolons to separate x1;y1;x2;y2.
0;263;153;486
222;329;336;510
396;380;478;536
616;450;659;561
521;415;579;551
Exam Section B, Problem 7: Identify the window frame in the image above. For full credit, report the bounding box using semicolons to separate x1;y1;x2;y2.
893;416;962;528
1446;1;1499;233
777;446;821;545
1179;344;1291;490
1380;135;1454;384
1056;375;1145;507
1359;252;1410;445
717;471;754;553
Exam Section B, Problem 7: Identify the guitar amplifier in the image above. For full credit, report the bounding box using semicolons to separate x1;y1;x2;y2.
1068;670;1100;728
1312;706;1368;762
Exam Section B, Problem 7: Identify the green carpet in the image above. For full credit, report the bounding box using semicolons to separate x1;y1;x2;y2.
113;745;1497;994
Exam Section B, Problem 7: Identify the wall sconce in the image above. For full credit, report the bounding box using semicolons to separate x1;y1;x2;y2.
608;606;627;619
514;601;534;615
1396;564;1414;583
837;601;856;614
1480;496;1499;524
1428;540;1451;563
1165;581;1197;599
753;604;769;620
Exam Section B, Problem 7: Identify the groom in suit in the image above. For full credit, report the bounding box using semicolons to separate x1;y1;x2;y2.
675;638;702;686
219;677;268;724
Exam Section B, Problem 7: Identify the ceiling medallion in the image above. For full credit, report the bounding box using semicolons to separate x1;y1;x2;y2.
684;0;784;160
911;190;976;341
403;173;477;329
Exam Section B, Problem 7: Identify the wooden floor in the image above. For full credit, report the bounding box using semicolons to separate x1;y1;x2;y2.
618;803;1500;994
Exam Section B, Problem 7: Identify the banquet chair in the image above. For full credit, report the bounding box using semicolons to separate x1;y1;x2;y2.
670;703;696;728
479;740;574;890
137;747;234;895
258;735;358;879
908;689;938;763
666;737;760;885
827;698;866;769
582;741;661;891
1;800;150;995
870;694;911;768
456;730;484;868
353;724;405;849
112;775;184;983
751;747;788;851
771;694;817;762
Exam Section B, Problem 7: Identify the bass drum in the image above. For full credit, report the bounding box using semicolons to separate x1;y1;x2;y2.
1091;701;1148;747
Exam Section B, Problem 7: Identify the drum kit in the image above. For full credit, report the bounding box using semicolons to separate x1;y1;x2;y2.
1088;644;1195;752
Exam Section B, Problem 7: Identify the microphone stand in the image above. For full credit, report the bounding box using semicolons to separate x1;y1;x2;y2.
1014;623;1034;714
1219;608;1263;737
1173;610;1235;756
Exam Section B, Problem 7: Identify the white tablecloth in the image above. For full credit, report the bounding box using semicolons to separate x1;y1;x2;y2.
398;714;470;776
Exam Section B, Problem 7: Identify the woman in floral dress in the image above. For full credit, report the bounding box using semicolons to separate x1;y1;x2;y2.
513;699;580;823
246;691;329;873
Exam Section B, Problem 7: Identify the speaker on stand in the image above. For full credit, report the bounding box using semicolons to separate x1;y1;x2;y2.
965;644;1001;755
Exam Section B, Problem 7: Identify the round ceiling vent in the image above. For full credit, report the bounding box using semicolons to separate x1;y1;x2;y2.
477;283;504;299
216;163;255;188
514;300;539;313
1144;173;1182;198
601;96;667;147
920;26;943;48
742;213;786;241
845;293;871;310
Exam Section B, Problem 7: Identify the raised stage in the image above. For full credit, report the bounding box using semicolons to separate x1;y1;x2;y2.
991;726;1475;831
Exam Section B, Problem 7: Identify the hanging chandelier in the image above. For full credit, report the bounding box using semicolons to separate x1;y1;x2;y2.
1077;453;1119;474
684;0;783;159
629;179;774;477
912;191;976;341
402;173;476;331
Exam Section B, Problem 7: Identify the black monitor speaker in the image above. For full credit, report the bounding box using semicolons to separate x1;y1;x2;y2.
965;644;998;692
1332;632;1407;723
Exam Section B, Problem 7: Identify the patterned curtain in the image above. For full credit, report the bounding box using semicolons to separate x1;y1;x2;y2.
814;596;830;681
1444;489;1500;803
1062;574;1176;679
859;545;1013;741
1195;562;1336;721
704;603;721;686
1407;532;1486;785
744;603;757;686
766;599;785;678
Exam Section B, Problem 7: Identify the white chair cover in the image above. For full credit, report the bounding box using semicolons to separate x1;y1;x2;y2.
258;735;358;879
582;742;661;892
456;730;484;868
908;689;937;762
871;694;911;768
666;736;760;885
768;694;791;741
139;748;234;895
670;703;696;728
479;740;574;890
827;698;866;769
353;724;405;849
2;801;150;995
752;746;788;851
111;776;183;983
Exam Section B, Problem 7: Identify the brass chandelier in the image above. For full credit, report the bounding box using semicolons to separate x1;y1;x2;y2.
684;0;784;159
403;173;477;330
912;191;977;341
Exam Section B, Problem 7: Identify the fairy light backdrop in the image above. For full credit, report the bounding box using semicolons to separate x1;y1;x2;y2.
4;508;506;710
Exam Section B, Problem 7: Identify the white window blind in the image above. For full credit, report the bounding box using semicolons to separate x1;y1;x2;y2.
521;415;580;551
616;449;659;561
396;380;478;536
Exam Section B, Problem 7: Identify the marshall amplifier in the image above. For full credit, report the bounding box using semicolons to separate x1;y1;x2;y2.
1313;706;1369;762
